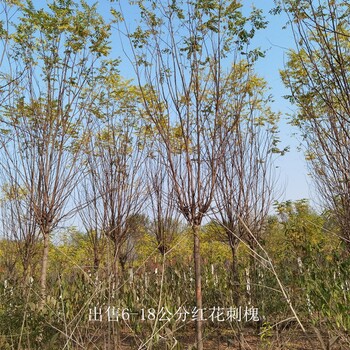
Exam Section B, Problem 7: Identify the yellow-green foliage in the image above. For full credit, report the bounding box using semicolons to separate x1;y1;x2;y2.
133;228;193;267
201;222;231;265
265;200;339;264
49;227;97;275
0;239;20;276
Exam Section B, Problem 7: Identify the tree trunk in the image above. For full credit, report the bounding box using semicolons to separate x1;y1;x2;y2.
248;246;256;306
193;224;203;350
40;229;50;309
231;244;240;306
93;242;100;273
113;242;120;292
112;242;120;349
22;247;30;288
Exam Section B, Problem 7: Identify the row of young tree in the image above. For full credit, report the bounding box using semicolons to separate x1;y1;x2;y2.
0;0;349;349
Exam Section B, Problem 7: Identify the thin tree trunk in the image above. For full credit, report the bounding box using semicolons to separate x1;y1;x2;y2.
231;244;240;306
22;248;30;288
113;242;120;292
93;243;100;274
193;224;203;350
40;230;50;309
249;248;256;306
112;242;120;349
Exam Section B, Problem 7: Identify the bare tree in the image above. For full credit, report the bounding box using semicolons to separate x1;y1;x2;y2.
117;1;267;347
80;62;146;287
0;0;111;305
281;0;350;250
0;168;38;287
146;151;183;256
78;179;104;274
214;61;280;305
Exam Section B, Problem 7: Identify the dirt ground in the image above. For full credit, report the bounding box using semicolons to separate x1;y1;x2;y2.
114;326;347;349
84;318;348;350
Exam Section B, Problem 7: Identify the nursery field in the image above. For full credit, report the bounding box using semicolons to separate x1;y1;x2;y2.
1;209;349;349
0;0;350;349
